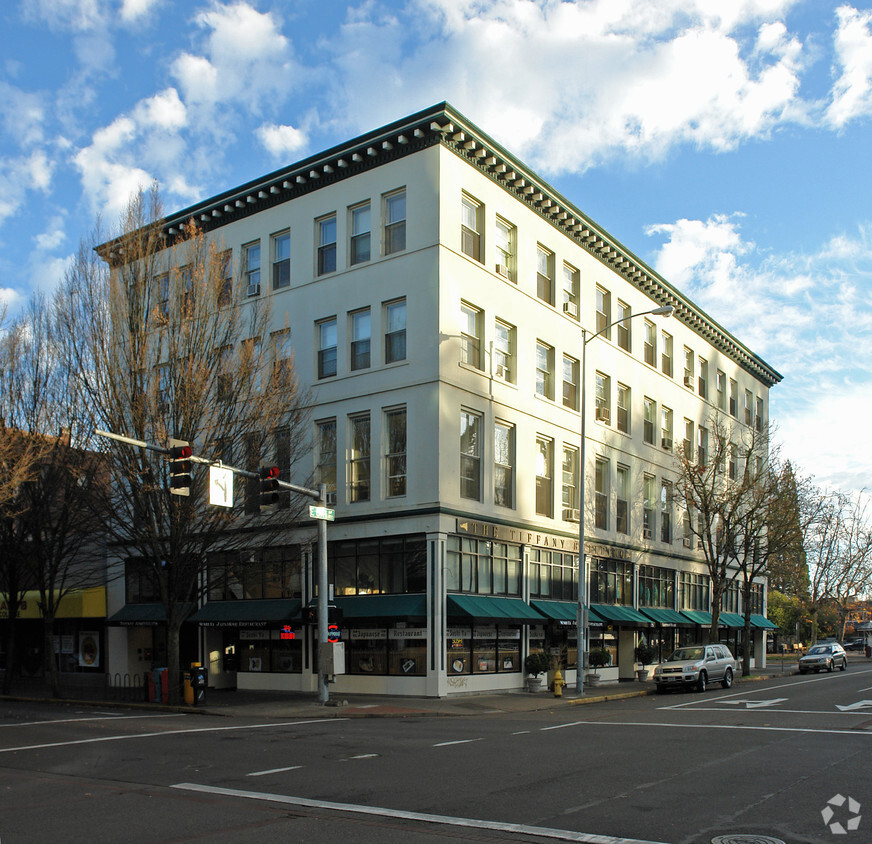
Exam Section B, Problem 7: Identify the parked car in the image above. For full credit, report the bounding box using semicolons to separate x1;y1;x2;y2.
653;644;736;693
798;642;848;673
841;639;865;651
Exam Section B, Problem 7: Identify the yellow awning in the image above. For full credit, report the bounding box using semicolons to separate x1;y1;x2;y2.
0;587;107;620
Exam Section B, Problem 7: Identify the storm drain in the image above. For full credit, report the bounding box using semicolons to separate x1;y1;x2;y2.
711;836;786;844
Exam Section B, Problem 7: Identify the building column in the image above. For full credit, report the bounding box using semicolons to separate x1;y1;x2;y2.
426;532;448;698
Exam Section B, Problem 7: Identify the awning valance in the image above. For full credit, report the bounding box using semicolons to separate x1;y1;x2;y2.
590;604;651;625
1;587;106;620
531;600;578;624
447;595;542;623
680;610;713;626
719;612;746;628
334;594;427;619
190;599;301;626
638;607;690;625
107;603;189;626
750;614;778;629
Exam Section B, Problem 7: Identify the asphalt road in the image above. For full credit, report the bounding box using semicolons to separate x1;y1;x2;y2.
2;666;872;844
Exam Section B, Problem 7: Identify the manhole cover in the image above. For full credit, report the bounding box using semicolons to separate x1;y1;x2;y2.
711;837;786;844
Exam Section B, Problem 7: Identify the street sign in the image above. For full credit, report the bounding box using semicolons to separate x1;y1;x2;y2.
209;465;234;507
309;505;335;521
327;624;341;642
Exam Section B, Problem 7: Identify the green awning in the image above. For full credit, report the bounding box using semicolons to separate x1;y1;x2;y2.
639;608;690;625
591;604;651;624
719;612;746;628
334;594;427;619
531;600;578;623
447;595;543;622
680;610;713;626
190;599;301;626
750;614;778;629
106;603;192;626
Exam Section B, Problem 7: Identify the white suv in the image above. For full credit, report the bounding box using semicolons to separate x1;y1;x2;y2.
653;644;737;693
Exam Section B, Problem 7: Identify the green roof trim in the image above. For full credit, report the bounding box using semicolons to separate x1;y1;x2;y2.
447;595;543;622
750;614;778;629
531;600;578;623
680;610;713;626
591;604;651;624
719;612;746;628
639;608;691;625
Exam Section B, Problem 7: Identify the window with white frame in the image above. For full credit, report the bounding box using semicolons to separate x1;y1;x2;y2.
643;319;656;366
244;242;261;296
729;441;739;481
385;407;407;497
643;397;656;445
730;378;738;416
595;372;611;424
535;436;553;517
384;299;406;363
562;263;580;318
660;480;672;543
594;457;608;530
494;319;515;382
661;331;673;377
461;194;483;262
350;202;371;265
384;190;406;255
756;396;764;431
317;318;337;379
349;413;371;502
698;357;708;399
616;300;631;350
535;341;554;399
316;419;337;493
272;331;292;383
661;406;673;450
494;421;514;507
350;309;371;371
272;230;290;289
698;427;708;467
684;419;694;460
643;473;656;539
537;245;554;305
155;272;169;321
683;347;694;388
744;389;753;426
596;286;611;336
460;410;482;501
460;302;483;369
616;464;629;535
317;215;337;276
494;217;515;280
562;446;578;517
717;369;726;411
218;250;232;307
616;383;630;434
562;355;579;410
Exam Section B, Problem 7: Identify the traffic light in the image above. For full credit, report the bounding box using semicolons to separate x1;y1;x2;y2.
168;438;192;496
259;464;280;508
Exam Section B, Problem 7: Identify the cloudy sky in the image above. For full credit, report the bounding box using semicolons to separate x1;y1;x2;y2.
1;0;871;494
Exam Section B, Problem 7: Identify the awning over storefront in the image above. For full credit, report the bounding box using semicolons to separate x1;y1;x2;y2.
590;604;651;624
531;600;578;624
750;614;778;629
189;599;302;626
107;603;171;626
334;594;427;619
718;612;746;628
638;607;690;625
680;610;713;626
1;587;107;620
447;595;543;622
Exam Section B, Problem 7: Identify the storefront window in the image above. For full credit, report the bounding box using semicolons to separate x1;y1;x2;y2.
638;564;675;608
447;625;520;674
345;625;430;675
588;630;617;667
347;628;388;674
588;558;633;605
236;627;302;673
447;627;472;675
446;536;522;596
329;535;426;595
388;627;426;675
473;626;497;672
529;549;577;601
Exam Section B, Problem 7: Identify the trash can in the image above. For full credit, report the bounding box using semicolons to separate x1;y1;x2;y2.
183;668;194;705
152;668;168;703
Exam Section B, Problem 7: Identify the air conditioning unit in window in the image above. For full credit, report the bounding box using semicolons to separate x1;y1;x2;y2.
683;538;692;548
643;528;653;539
595;407;610;423
683;374;694;388
661;438;673;451
563;301;578;317
247;283;261;297
495;263;510;278
563;508;580;523
696;540;704;549
495;363;506;379
325;491;337;505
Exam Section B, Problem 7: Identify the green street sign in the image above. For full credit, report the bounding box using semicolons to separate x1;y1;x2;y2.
308;505;335;521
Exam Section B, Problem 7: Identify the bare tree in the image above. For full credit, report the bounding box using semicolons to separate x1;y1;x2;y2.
56;188;310;704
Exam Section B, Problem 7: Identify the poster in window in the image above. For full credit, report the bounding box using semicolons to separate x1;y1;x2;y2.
78;632;100;667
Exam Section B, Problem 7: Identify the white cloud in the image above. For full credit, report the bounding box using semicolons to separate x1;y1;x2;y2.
826;5;872;127
0;286;25;309
0;82;47;146
22;0;104;32
133;88;187;131
256;122;307;157
0;150;56;228
120;0;161;23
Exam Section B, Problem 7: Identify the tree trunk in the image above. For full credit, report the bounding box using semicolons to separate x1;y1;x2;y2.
741;617;753;676
43;616;61;698
2;621;17;695
166;622;181;706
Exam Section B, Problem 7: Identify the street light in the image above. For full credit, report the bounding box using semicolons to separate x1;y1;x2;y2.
575;304;674;694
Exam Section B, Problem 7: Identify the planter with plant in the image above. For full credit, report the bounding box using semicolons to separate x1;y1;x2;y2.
634;643;656;681
586;648;610;686
524;651;551;692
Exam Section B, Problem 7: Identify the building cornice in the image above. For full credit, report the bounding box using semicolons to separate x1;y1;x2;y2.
99;101;781;388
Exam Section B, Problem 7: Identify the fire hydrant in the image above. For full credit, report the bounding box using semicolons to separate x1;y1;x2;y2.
553;668;565;697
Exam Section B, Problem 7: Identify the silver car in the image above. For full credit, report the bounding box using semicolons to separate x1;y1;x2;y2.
653;644;737;692
798;642;848;674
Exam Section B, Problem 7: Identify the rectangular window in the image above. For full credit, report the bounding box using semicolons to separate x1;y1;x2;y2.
616;383;630;434
729;441;739;481
350;309;371;371
317;318;337;379
643;319;656;366
594;457;608;530
536;245;554;304
616;464;629;535
660;481;673;543
218;250;232;307
562;355;579;410
272;330;292;383
460;411;482;500
272;231;290;289
661;406;673;451
461;194;483;262
744;389;754;426
561;446;578;515
683;347;694;388
684;419;694;460
316;419;337;492
385;407;407;497
317;215;337;276
562;263;580;318
155;272;169;320
494;319;515;382
698;427;708;467
643;473;656;539
384;190;406;255
494;217;515;280
730;379;738;417
535;341;555;399
535;437;553;517
643;397;656;445
698;358;708;399
616;301;630;350
595;372;611;425
596;286;611;336
460;302;483;369
717;370;727;411
350;203;371;265
494;422;514;507
384;299;406;363
756;396;764;431
661;331;673;377
244;242;261;296
349;414;371;502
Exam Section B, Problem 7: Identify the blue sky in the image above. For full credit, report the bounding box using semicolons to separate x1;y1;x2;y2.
2;0;871;494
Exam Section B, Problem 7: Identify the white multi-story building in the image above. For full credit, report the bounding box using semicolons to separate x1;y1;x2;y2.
106;103;781;697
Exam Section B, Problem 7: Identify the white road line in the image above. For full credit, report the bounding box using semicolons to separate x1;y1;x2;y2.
666;707;872;716
247;766;302;777
432;738;484;747
538;719;872;737
347;753;378;759
0;717;345;754
171;782;669;844
0;714;185;729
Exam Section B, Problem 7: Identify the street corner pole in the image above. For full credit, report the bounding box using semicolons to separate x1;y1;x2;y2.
317;483;329;705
